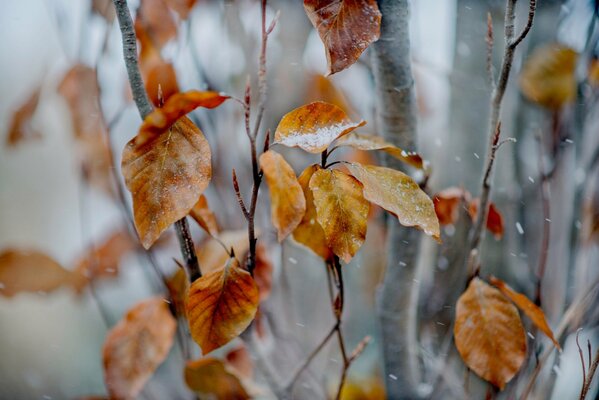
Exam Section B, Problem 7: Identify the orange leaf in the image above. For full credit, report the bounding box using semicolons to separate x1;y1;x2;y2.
135;0;177;51
433;187;469;226
335;132;425;170
197;230;249;275
164;0;197;19
468;198;504;239
274;101;365;154
186;258;259;354
259;150;306;241
122;116;211;249
347;163;440;240
0;250;76;297
189;194;219;237
166;267;188;314
454;278;527;390
6;86;42;147
489;276;561;350
102;297;176;400
254;244;273;302
519;44;577;109
292;165;333;260
145;61;180;107
309;168;369;263
184;357;249;399
304;73;352;114
304;0;381;75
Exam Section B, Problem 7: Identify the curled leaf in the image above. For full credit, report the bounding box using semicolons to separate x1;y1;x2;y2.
347;163;440;240
489;276;560;350
122;116;211;249
274;102;365;153
103;297;176;400
259;150;306;241
309;168;369;263
304;0;381;75
292;165;333;260
184;358;249;399
189;194;219;237
335;132;425;170
454;278;527;390
186;258;259;354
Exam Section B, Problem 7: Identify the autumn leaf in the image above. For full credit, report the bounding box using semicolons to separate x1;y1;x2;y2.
292;165;333;260
254;244;273;302
102;297;176;400
6;86;42;147
468;199;504;239
145;61;180;107
335;132;426;170
92;0;115;22
197;230;249;275
433;187;469;226
309;168;369;263
274;102;365;153
135;0;177;51
184;358;249;399
454;278;527;390
304;73;352;114
186;258;259;354
347;163;440;240
189;194;219;237
489;276;561;350
259;150;306;241
519;44;578;109
166;267;188;314
0;250;76;297
164;0;197;19
122;116;211;249
304;0;382;75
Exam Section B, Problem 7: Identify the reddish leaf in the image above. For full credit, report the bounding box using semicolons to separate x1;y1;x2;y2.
186;258;259;354
122;116;211;249
468;198;504;239
309;168;369;263
0;250;76;297
274;101;365;154
254;244;273;302
184;357;249;399
189;194;219;237
102;297;176;400
135;0;177;51
164;0;197;19
454;278;527;390
259;150;306;241
347;163;440;240
292;165;333;260
225;345;254;380
304;0;382;75
6;86;42;147
489;276;561;350
433;187;470;226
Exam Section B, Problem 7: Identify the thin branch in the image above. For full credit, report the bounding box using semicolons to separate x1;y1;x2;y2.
577;329;588;398
486;12;496;89
581;346;599;399
232;169;250;220
534;134;550;306
509;0;537;49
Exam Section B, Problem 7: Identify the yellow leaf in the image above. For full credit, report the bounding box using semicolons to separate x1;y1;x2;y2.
454;278;527;390
186;258;259;354
197;230;249;275
184;357;249;399
259;150;306;241
309;168;369;263
274;102;365;154
346;163;440;240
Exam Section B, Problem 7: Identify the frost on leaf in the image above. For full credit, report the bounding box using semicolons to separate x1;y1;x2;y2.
309;168;369;263
122;116;211;249
347;163;440;241
259;150;306;241
186;258;259;354
184;357;249;399
102;297;176;400
454;278;527;390
304;0;382;75
274;102;365;153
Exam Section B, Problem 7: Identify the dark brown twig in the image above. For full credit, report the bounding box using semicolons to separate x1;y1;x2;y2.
580;346;599;399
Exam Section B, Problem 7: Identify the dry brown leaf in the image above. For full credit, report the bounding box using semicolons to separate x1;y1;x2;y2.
274;101;365;154
145;62;180;107
6;86;42;147
454;278;527;390
347;163;440;240
335;132;425;170
304;73;352;113
164;0;197;19
292;164;333;260
189;194;219;237
309;168;369;263
92;0;115;22
519;44;578;109
102;297;176;400
489;276;560;350
166;267;188;314
259;150;306;241
122;116;211;249
0;250;76;297
184;357;249;399
197;230;249;275
433;187;469;226
254;244;273;302
304;0;381;75
468;199;504;239
186;258;259;354
135;0;177;51
225;345;253;380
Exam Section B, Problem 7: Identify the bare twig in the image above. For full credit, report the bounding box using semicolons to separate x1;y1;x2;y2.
580;346;599;399
577;329;588;398
486;12;496;89
534;134;551;306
